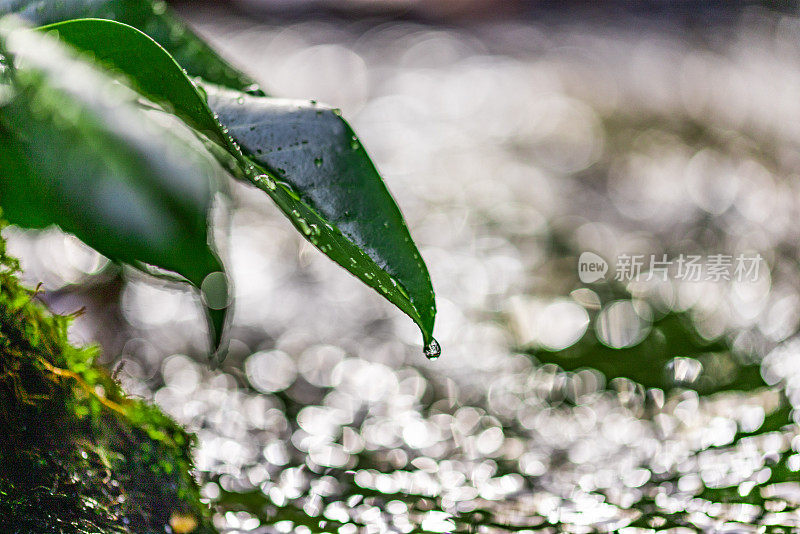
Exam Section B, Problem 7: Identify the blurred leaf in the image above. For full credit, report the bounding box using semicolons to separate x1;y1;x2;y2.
0;19;227;348
529;313;764;394
0;0;261;94
45;18;437;349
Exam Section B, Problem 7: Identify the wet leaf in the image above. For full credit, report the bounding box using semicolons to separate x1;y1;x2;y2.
0;19;227;348
44;18;437;349
207;86;437;349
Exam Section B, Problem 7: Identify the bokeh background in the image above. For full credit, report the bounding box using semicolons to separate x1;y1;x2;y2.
8;1;800;531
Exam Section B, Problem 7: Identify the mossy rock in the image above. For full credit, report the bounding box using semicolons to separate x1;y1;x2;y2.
0;223;215;534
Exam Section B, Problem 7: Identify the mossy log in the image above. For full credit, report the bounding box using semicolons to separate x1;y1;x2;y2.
0;224;215;534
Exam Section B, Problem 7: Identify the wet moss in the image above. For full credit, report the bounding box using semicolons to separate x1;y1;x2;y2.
0;221;215;534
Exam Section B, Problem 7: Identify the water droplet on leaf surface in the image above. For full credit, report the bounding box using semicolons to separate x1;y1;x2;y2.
200;271;230;310
255;174;276;190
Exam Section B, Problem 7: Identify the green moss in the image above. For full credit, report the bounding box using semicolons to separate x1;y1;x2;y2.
0;219;215;534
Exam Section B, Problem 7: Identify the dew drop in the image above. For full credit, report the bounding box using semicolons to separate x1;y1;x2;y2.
200;271;230;310
297;218;312;235
423;338;441;360
256;174;276;190
314;157;323;167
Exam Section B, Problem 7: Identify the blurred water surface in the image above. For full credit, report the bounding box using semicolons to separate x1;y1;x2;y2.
9;5;800;532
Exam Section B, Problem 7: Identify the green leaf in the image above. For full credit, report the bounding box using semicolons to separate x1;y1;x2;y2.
38;18;228;147
206;87;437;349
43;18;438;351
0;0;261;94
0;18;227;349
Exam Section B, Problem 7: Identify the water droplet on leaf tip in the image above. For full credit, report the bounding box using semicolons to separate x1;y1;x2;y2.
314;157;323;167
423;339;441;360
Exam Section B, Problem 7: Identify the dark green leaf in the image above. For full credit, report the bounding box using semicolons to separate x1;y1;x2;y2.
44;18;437;350
0;0;261;94
206;86;437;348
0;18;227;349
